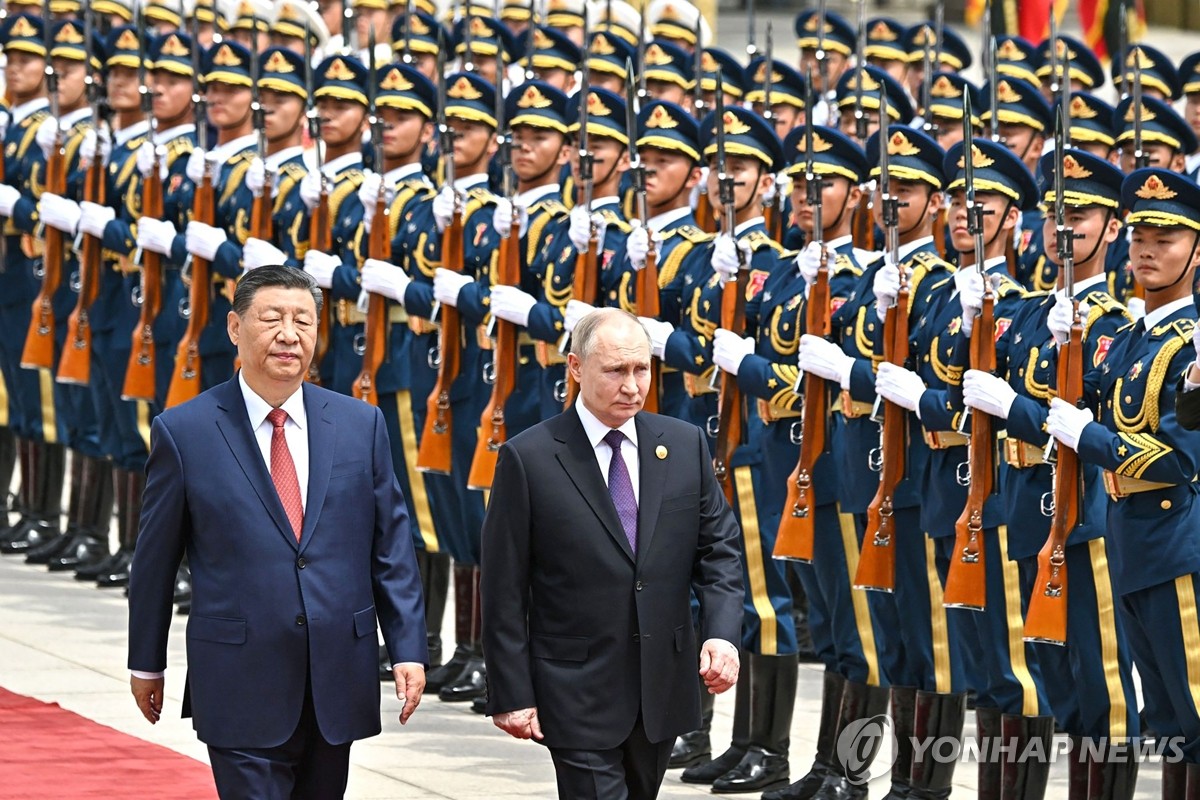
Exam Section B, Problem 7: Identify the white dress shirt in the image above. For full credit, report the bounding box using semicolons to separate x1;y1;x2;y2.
240;371;309;510
576;399;640;504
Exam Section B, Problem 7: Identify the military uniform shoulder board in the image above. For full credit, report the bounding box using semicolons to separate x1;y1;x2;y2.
743;229;781;253
278;161;308;182
832;252;862;276
779;249;801;260
1165;318;1196;339
532;197;568;217
1082;290;1129;318
672;224;713;244
596;207;631;232
994;274;1026;298
466;185;497;204
165;136;195;165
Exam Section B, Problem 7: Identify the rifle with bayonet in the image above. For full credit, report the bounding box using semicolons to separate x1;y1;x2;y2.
400;0;414;65
762;24;785;244
122;14;164;402
626;57;659;414
21;0;66;370
167;12;214;407
353;29;388;406
1025;108;1080;645
306;25;333;385
691;15;703;119
944;98;995;610
57;7;106;386
1118;0;1130;101
417;39;463;474
984;1;998;143
342;0;357;55
249;16;272;242
468;49;516;489
774;65;829;562
710;71;747;507
815;0;829;111
856;91;908;591
692;17;715;233
461;0;475;73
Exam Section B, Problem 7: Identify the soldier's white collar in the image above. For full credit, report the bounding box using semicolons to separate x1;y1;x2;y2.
898;236;933;262
266;145;304;169
514;184;559;207
208;133;256;171
1187;150;1200;177
734;216;765;237
589;196;619;211
1057;272;1106;301
826;234;852;252
56;106;92;131
1142;297;1194;332
320;150;362;178
452;173;488;192
154;123;195;144
385;162;428;186
647;206;690;233
114;119;151;147
9;97;48;127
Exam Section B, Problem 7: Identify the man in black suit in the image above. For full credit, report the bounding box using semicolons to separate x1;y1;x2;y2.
481;308;744;800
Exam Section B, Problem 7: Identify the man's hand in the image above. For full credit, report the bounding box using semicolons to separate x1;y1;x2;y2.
392;663;425;725
699;639;739;694
493;706;544;740
131;675;165;724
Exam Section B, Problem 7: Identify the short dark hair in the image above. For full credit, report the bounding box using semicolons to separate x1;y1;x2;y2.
232;265;323;317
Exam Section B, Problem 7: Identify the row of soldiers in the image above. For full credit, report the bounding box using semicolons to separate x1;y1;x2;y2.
2;0;1200;799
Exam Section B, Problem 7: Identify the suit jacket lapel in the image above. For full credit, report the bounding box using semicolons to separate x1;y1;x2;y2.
553;408;635;563
299;385;334;553
635;414;665;562
212;378;297;550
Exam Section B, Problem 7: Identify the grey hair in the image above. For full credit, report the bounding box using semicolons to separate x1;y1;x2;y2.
569;307;653;361
232;265;323;317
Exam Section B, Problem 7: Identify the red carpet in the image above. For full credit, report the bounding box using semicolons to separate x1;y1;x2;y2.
0;686;217;799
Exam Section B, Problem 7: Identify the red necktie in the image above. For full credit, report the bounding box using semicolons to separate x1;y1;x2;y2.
267;408;303;541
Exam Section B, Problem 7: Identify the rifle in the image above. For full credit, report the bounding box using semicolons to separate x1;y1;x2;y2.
122;18;164;401
627;58;659;414
461;0;475;73
944;99;995;610
352;29;387;406
691;15;703;118
166;14;215;407
1132;46;1147;170
417;41;463;474
249;23;272;242
1025;110;1080;645
774;66;828;562
852;0;867;142
523;1;536;81
341;0;357;55
855;92;908;590
1118;0;1130;101
761;24;784;244
815;0;829;101
21;0;65;370
920;24;936;135
746;0;757;60
306;26;332;384
983;1;998;143
57;7;105;385
561;15;599;410
467;51;516;489
692;9;715;234
400;0;414;65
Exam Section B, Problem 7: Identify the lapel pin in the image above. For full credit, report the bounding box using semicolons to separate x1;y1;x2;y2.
655;445;668;460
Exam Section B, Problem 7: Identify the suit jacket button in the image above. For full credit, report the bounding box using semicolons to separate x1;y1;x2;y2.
297;557;307;569
295;615;306;626
635;580;643;591
633;634;640;643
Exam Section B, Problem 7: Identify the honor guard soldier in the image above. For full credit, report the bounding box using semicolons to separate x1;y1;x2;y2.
646;0;711;54
1064;92;1117;161
697;48;746;115
452;16;517;90
390;11;442;84
227;0;271;53
639;41;694;111
875;137;1052;798
834;64;913;147
1034;34;1106;100
520;26;581;95
903;23;971;121
1047;168;1200;797
271;0;332;60
145;0;185;34
70;24;153;589
18;18;110;570
745;57;806;143
0;14;63;557
861;17;908;85
994;35;1041;86
794;9;855;127
584;30;636;96
922;72;981;153
964;147;1140;798
189;0;233;49
1111;44;1180;104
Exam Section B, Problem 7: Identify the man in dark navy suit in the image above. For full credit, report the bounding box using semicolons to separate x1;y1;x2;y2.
127;265;427;799
481;308;744;800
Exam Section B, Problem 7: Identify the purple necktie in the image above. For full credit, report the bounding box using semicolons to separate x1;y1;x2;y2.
603;429;638;554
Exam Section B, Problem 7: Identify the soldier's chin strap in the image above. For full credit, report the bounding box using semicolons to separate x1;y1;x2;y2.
898;184;932;239
591;152;622;200
1074;209;1113;269
1147;230;1200;293
734;163;767;217
822;176;853;233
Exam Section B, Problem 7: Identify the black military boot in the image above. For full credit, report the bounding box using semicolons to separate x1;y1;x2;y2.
682;659;751;784
999;714;1053;800
0;437;32;544
4;442;65;554
97;467;141;587
24;449;85;563
1163;761;1188;800
908;691;966;800
761;670;845;800
77;468;127;581
421;550;451;668
0;427;16;529
976;707;1003;800
669;681;714;769
424;562;472;694
1087;741;1138;800
174;560;192;613
711;653;796;794
881;686;917;800
48;456;112;571
440;566;486;702
811;680;892;799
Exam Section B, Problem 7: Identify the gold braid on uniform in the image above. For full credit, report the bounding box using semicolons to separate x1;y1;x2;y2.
930;334;964;385
1022;345;1052;400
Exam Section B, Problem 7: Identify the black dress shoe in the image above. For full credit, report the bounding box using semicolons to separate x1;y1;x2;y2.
173;565;191;603
438;657;486;702
176;601;190;615
95;549;133;588
425;646;470;694
76;548;127;581
23;529;75;564
668;730;712;769
47;533;108;572
471;695;487;714
761;763;839;800
680;746;747;785
0;520;57;554
710;747;789;794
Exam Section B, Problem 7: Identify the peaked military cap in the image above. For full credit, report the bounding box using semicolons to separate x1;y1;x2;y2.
258;47;308;99
146;0;185;28
505;80;569;133
904;24;972;72
703;106;784;172
1039;148;1123;210
545;0;586;29
1179;51;1200;95
150;31;198;78
522;25;581;74
646;0;712;47
314;54;368;105
1113;95;1199;154
444;72;499;129
49;20;101;69
981;76;1053;133
453;15;518;62
1121;168;1200;231
0;14;46;59
1035;35;1105;91
1111;45;1180;100
390;11;442;57
794;9;855;56
866;126;945;188
945;137;1039;211
1061;92;1115;148
744;57;806;110
103;25;148;71
925;72;982;128
638;100;701;162
994;36;1040;85
230;0;272;33
569;87;628;144
595;0;641;47
864;17;907;62
205;39;254;88
377;62;437;118
698;48;745;99
836;64;914;123
641;40;693;90
587;31;637;81
782;124;867;183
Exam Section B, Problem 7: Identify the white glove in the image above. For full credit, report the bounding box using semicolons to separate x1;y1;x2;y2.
361;257;412;302
796;240;834;288
875;362;926;413
38;193;81;234
563;299;595;334
96;126;112;166
78;128;99;169
492;197;513;236
0;109;9;143
0;184;21;216
432;185;456;232
639;316;674;358
1046;397;1093;452
357;170;390;232
626;221;662;271
712;328;754;376
241;237;286;271
433;267;473;307
185;148;209;184
797;334;855;388
962;369;1016;419
712;234;752;284
304;250;339;289
1047;295;1090;346
35;116;60;159
1126;297;1145;322
490;285;538;327
186;220;228;261
299;169;324;211
136;217;177;255
873;255;900;322
568;206;605;252
1194;315;1200;371
78;201;115;238
135;141;169;180
955;268;985;336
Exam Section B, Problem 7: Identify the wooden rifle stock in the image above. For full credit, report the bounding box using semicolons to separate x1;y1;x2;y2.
1023;318;1083;644
562;233;599;409
774;253;831;562
636;238;661;414
695;188;716;234
57;152;106;385
852;194;876;251
712;270;748;506
122;154;166;401
308;183;332;385
944;292;996;609
933;209;948;261
417;207;463;474
855;281;911;590
352;190;390;406
166;171;214;407
467;216;521;490
21;133;67;369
